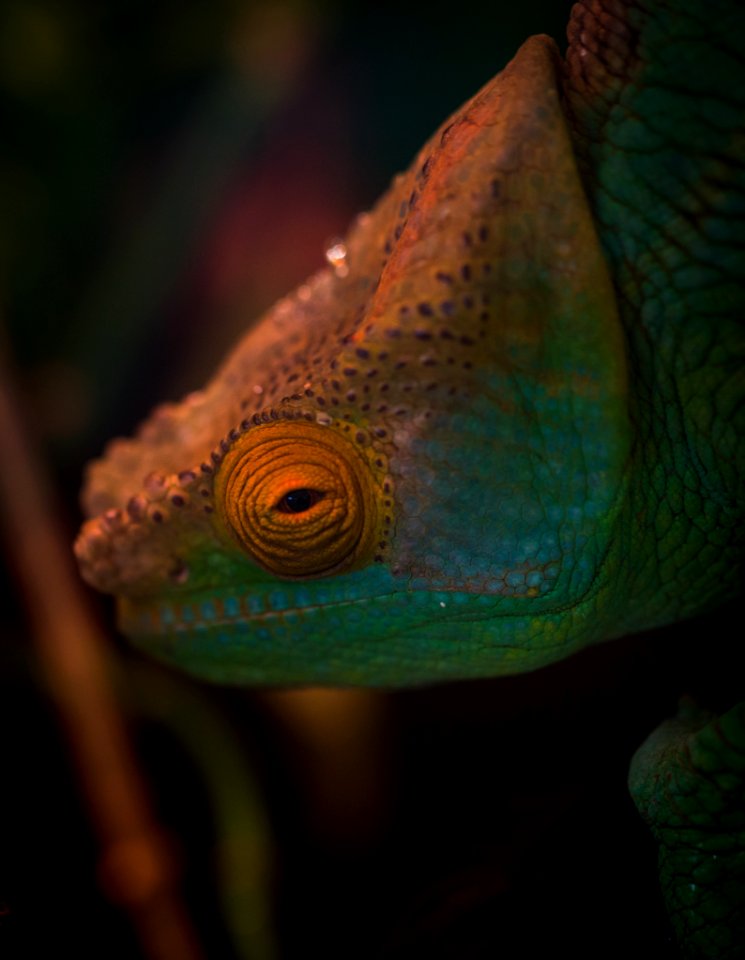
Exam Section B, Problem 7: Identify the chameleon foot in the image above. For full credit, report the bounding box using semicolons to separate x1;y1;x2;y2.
629;699;745;959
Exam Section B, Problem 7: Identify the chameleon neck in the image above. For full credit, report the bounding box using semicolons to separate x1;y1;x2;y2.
563;0;745;626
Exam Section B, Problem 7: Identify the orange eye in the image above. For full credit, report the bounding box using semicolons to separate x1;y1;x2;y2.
215;421;381;578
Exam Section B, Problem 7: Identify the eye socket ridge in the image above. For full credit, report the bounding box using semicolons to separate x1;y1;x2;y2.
274;488;324;514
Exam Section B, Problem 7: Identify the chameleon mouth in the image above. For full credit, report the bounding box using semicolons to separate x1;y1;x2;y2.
116;589;406;638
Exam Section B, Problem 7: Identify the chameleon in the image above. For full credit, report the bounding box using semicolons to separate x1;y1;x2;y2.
75;0;744;955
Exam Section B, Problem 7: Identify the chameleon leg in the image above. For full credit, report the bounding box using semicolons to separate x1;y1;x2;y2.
629;698;745;959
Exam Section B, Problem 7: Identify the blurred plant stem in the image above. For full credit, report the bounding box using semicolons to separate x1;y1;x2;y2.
0;316;205;960
129;665;278;960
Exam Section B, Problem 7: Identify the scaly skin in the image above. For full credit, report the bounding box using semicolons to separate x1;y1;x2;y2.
75;0;744;954
564;9;745;952
630;699;745;960
564;0;744;629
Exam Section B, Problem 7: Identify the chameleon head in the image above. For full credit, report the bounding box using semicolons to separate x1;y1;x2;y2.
76;34;634;686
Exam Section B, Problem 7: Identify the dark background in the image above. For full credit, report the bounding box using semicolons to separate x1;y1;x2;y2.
1;1;737;957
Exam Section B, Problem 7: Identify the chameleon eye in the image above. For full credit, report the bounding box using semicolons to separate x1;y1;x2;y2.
215;421;381;578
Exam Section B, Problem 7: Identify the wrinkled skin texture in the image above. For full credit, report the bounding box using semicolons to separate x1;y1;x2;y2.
76;0;744;955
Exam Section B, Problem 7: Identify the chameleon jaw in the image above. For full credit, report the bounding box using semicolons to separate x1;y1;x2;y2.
112;568;606;688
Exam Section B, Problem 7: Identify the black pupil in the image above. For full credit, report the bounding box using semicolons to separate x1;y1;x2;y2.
278;489;318;513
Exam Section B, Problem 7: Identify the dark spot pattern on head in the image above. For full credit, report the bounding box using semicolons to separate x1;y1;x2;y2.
107;69;514;585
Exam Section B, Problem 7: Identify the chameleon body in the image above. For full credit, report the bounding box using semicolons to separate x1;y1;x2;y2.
76;0;744;954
